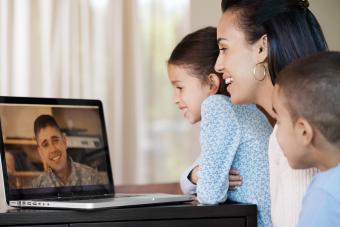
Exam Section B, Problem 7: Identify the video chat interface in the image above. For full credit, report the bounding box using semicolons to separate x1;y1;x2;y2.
0;104;109;190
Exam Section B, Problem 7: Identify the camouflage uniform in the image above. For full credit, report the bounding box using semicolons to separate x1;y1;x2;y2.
31;158;108;188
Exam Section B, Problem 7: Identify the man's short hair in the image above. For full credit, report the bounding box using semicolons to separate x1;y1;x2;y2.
34;115;62;139
277;51;340;146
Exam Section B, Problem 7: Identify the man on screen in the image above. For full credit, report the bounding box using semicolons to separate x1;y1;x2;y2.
31;114;108;188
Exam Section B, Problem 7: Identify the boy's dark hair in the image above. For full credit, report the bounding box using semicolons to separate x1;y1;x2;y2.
34;115;62;139
277;51;340;146
168;26;228;96
221;0;328;84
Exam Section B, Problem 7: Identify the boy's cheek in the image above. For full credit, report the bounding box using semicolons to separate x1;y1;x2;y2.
276;130;287;155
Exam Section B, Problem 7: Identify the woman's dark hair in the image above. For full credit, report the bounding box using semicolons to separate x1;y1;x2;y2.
168;27;228;96
221;0;328;84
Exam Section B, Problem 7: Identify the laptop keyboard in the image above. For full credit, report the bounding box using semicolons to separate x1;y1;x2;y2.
41;193;143;201
42;194;114;201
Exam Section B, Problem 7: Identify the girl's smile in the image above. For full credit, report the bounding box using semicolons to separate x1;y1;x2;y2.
168;64;212;124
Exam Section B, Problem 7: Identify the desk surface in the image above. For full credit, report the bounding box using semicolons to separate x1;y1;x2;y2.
0;183;257;226
0;202;257;226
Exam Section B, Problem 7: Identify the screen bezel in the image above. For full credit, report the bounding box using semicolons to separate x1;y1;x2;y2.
0;96;114;202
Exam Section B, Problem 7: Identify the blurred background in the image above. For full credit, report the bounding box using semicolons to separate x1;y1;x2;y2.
0;0;339;185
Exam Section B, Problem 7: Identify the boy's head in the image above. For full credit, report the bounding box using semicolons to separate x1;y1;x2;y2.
273;51;340;169
167;27;227;124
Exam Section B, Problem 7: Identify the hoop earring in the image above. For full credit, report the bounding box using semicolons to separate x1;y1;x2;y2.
253;64;266;82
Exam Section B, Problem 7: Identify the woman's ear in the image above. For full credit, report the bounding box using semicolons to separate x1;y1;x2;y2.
207;73;220;95
255;34;268;64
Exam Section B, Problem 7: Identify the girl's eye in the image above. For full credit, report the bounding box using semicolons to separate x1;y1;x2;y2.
176;87;183;90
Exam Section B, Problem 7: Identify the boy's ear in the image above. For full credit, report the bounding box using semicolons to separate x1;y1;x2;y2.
255;34;268;64
295;117;314;147
208;73;220;95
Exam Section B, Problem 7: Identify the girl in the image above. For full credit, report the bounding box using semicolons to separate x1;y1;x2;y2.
215;0;328;226
167;27;272;227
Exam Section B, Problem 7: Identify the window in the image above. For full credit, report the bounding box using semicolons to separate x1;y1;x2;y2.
135;0;200;183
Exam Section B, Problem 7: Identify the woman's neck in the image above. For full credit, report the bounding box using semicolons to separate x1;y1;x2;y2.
255;76;276;118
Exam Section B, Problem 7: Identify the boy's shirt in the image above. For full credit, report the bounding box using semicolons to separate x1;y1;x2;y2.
297;163;340;227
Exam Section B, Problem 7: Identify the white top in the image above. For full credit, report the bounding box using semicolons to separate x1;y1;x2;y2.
269;125;318;227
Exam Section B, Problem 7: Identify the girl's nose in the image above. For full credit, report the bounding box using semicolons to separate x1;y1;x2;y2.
173;93;180;104
173;89;183;105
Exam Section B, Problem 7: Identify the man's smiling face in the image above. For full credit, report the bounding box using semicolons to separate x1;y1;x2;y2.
37;125;68;173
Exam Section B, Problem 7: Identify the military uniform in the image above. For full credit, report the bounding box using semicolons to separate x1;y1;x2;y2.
31;158;108;188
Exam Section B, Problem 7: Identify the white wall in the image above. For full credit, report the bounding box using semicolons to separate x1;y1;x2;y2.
190;0;340;50
190;0;220;32
310;0;340;50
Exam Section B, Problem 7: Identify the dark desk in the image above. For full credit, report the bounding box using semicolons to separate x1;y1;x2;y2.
0;202;257;227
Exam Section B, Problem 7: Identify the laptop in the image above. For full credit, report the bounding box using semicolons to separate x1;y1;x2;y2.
0;96;193;210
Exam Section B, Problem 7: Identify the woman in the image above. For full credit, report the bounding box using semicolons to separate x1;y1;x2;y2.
214;0;328;226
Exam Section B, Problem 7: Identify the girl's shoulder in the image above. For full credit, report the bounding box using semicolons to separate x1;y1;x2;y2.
201;95;236;119
203;94;260;109
201;95;262;119
202;95;259;115
202;94;232;110
201;95;270;127
234;105;272;136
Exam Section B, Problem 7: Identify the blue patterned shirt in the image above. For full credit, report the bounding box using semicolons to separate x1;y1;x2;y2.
181;95;272;227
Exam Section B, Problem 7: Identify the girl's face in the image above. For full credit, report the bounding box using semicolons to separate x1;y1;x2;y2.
215;10;267;104
167;65;211;124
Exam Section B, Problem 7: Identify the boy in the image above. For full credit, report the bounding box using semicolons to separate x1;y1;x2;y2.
272;51;340;226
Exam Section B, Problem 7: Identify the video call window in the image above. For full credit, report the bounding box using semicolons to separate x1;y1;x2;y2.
0;104;109;190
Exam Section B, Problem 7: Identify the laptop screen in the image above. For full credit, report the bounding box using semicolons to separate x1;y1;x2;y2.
0;97;114;201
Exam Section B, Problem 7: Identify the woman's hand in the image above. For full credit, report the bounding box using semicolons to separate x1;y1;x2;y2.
228;169;242;191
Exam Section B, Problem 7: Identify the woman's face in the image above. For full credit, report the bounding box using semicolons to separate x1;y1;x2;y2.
215;10;266;104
